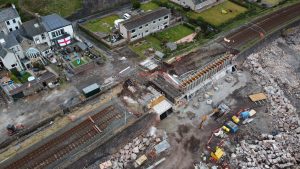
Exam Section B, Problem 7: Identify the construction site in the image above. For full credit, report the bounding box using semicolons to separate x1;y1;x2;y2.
0;3;300;169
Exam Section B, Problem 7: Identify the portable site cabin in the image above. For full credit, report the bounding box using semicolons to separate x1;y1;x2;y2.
82;83;101;97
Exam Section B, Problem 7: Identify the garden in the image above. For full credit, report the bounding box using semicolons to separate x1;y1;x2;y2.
130;24;195;58
83;14;120;33
140;1;160;11
186;0;248;26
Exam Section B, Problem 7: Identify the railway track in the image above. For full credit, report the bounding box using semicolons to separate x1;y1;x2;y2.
3;105;123;169
222;2;300;49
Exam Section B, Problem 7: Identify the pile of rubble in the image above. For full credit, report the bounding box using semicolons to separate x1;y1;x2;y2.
231;41;300;168
107;128;165;169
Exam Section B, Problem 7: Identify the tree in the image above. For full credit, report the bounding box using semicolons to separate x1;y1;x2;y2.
131;0;141;9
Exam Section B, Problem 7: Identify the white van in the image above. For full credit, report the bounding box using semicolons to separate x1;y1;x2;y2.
123;13;131;20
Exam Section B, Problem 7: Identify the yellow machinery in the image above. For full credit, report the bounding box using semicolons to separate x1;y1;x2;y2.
222;126;230;132
211;146;224;161
232;115;240;124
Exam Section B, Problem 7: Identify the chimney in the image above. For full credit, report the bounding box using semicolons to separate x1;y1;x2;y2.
35;13;42;22
11;4;16;9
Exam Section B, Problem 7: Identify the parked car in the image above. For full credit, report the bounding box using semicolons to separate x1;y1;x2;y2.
123;13;131;20
77;19;86;23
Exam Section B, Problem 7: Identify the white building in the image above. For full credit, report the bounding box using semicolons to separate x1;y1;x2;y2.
23;13;74;47
119;8;171;42
170;0;219;11
0;32;26;71
0;12;74;71
41;14;74;45
0;4;22;34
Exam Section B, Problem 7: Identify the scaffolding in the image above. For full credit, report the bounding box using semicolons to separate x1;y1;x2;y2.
179;53;234;91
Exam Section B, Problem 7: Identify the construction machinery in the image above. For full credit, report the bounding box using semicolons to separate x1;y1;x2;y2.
6;124;25;136
211;146;224;161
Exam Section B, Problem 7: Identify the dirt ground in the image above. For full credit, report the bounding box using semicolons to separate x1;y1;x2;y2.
153;27;300;169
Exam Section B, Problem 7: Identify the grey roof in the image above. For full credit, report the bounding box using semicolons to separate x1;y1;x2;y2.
0;44;8;59
0;31;19;49
41;13;71;31
0;7;19;23
122;8;170;30
22;19;46;37
82;83;100;94
192;0;208;5
166;42;177;51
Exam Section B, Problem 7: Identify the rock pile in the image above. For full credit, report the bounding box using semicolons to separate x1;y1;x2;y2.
108;131;163;169
231;41;300;168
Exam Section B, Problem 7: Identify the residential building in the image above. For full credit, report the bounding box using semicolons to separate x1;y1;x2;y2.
119;8;171;42
0;32;25;71
170;0;219;11
0;4;22;34
23;13;74;47
0;12;74;71
41;14;74;46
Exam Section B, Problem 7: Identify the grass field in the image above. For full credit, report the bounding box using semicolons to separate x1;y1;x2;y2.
22;0;82;17
84;15;120;33
187;0;248;26
154;24;194;42
141;1;160;11
71;58;86;68
129;36;162;58
262;0;281;6
130;24;195;58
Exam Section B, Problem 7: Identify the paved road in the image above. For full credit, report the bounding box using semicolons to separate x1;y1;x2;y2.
222;3;300;49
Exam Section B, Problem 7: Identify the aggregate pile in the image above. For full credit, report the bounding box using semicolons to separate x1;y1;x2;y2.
231;38;300;168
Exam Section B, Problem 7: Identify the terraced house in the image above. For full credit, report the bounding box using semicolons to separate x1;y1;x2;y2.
119;8;171;42
0;4;22;34
170;0;220;11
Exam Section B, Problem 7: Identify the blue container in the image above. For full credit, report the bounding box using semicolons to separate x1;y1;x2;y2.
240;111;250;120
225;121;239;133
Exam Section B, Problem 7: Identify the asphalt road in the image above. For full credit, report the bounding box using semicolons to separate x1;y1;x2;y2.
222;3;300;49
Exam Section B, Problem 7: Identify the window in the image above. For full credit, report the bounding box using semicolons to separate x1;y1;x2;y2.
145;24;148;27
9;28;12;32
15;26;18;30
131;29;136;33
145;30;148;33
153;20;156;23
52;32;56;38
60;29;64;35
13;19;16;23
159;19;161;21
11;64;16;67
41;33;46;40
164;16;169;19
164;22;168;25
6;21;10;25
139;26;142;29
132;35;137;39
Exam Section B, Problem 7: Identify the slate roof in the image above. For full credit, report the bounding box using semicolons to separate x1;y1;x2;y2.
22;19;46;37
192;0;208;5
41;13;71;31
0;44;8;59
0;7;19;23
0;31;19;49
122;8;170;30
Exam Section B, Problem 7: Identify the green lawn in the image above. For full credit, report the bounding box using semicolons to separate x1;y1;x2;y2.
129;36;162;58
71;58;86;68
83;14;120;33
141;1;160;11
262;0;281;6
154;24;194;42
186;0;248;26
22;0;82;17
